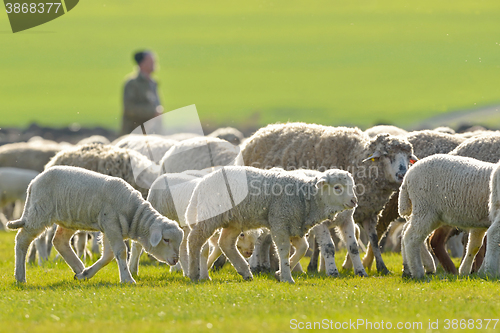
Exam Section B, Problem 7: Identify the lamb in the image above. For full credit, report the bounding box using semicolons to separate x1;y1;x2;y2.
114;134;177;163
185;165;358;283
241;122;416;274
45;143;160;198
365;125;408;138
7;166;183;283
0;168;39;221
372;130;467;271
129;169;262;279
0;141;63;172
480;163;500;277
160;137;242;174
398;154;495;279
208;127;245;145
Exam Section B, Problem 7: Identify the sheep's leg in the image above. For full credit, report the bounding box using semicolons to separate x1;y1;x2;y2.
429;226;457;274
73;231;88;261
362;217;389;274
402;217;436;279
45;224;57;258
306;235;320;273
400;222;411;277
272;231;294;283
339;219;368;277
178;226;190;276
107;235;135;284
91;232;101;255
421;242;436;274
219;227;253;281
480;218;500;276
52;226;85;275
75;235;114;281
310;223;338;276
14;228;42;283
207;242;223;270
188;222;217;281
128;241;143;276
289;236;308;272
362;245;375;271
459;229;486;276
471;237;486;274
199;243;210;280
35;232;49;266
249;232;272;273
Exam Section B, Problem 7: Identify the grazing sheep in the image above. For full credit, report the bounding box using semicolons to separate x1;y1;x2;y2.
185;166;358;283
0;142;63;172
7;166;183;283
114;134;177;162
399;155;494;279
480;163;500;277
160;137;241;174
208;127;245;145
241;122;416;274
365;125;408;138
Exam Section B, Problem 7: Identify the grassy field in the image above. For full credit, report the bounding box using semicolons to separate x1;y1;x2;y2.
1;1;500;130
0;231;499;332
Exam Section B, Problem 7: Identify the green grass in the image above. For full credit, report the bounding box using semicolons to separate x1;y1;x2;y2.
1;1;500;131
0;232;499;332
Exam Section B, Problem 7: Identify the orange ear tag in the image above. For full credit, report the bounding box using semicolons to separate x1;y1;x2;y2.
371;158;375;162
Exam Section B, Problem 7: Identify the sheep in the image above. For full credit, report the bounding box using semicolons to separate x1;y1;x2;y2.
0;167;39;212
208;127;245;145
207;228;262;270
398;154;495;279
129;169;261;279
129;171;205;276
432;126;455;134
160;137;242;174
241;122;416;274
185;165;358;283
45;143;159;198
0;141;63;172
480;163;500;277
7;166;183;283
365;125;408;138
372;130;467;271
114;134;177;162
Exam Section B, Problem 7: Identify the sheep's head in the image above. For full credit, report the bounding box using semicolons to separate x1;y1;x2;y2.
145;218;184;266
362;134;417;185
316;169;357;215
236;229;263;258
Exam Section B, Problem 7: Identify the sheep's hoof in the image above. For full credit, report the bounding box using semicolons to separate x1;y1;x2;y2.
121;278;136;284
376;263;390;275
74;272;87;281
326;270;339;277
242;274;253;281
355;270;368;277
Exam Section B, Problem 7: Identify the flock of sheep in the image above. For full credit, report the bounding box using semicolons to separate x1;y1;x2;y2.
1;122;500;284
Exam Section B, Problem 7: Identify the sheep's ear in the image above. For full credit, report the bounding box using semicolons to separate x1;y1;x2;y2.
362;150;382;163
409;154;419;164
149;224;163;247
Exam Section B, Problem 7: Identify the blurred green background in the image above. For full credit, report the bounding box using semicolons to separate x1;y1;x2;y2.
0;0;499;131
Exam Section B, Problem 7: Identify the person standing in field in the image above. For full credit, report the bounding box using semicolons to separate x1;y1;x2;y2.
121;50;164;135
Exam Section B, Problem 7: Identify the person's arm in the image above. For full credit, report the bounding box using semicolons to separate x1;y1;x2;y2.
123;80;159;119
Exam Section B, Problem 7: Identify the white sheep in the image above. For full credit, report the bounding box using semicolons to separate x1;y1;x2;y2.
0;167;39;211
365;125;408;138
114;134;177;163
480;163;500;277
399;154;494;279
208;127;245;145
77;135;111;146
185;166;358;283
160;137;242;174
0;141;63;172
7;166;183;284
242;122;417;274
